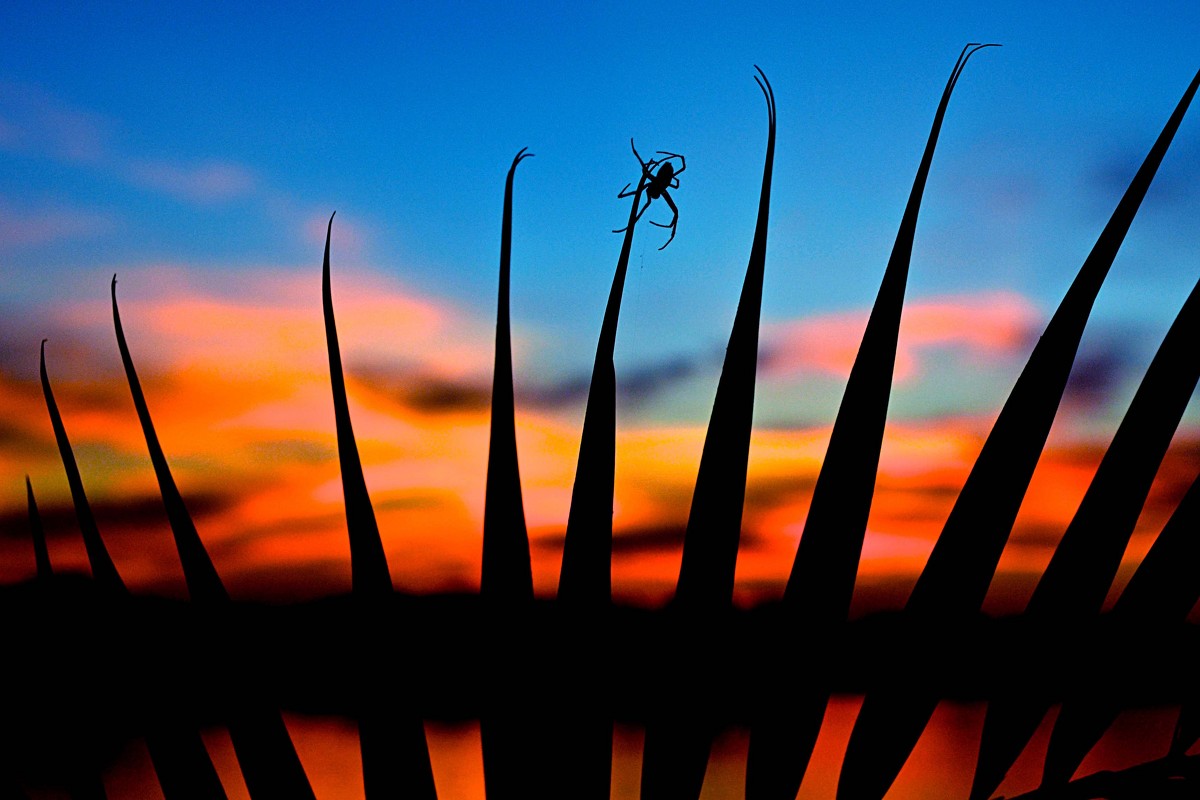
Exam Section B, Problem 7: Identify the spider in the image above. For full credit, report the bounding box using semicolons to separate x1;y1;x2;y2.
613;139;686;249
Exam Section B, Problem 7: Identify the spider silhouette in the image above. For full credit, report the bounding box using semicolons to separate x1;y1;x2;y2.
613;139;686;249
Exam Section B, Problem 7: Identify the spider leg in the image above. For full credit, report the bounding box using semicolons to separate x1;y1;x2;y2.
630;139;657;184
648;190;678;249
613;195;654;233
656;151;686;176
616;182;637;198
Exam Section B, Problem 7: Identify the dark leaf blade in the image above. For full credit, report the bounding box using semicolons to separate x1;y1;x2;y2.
25;477;52;580
1003;754;1200;800
976;267;1200;798
323;216;438;799
748;45;995;800
40;341;124;590
641;68;776;800
840;65;1200;800
549;147;650;800
111;277;227;606
673;68;775;611
143;732;229;800
322;213;393;598
1173;707;1200;759
112;276;316;800
483;150;535;604
558;146;649;606
478;150;541;800
46;345;228;799
1044;466;1200;780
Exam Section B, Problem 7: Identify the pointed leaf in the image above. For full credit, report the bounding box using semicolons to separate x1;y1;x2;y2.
558;144;651;606
40;341;123;590
483;150;535;604
25;477;52;580
840;64;1200;800
111;277;227;605
748;45;994;800
112;276;316;800
323;213;394;597
978;266;1200;797
1045;465;1200;779
641;68;775;800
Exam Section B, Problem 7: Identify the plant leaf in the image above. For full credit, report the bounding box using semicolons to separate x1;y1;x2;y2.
748;44;995;800
839;64;1200;800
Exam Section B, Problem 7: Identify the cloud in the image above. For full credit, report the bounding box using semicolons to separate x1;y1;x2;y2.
1089;137;1199;212
0;492;236;543
0;81;110;163
0;82;267;210
350;366;493;415
1063;336;1138;412
0;199;116;247
761;292;1041;384
1;264;1196;607
127;159;258;204
517;353;712;410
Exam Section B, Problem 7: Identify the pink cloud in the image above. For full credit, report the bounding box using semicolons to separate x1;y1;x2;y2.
0;81;110;163
0;200;115;246
128;159;258;203
762;291;1041;384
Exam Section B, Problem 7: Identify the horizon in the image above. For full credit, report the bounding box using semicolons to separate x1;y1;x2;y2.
2;4;1198;611
1;4;1199;798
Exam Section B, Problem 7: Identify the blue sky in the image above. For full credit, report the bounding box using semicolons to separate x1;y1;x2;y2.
1;1;1198;430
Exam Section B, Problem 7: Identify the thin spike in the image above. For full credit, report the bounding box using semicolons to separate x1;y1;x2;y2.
44;345;228;799
483;150;535;603
748;43;993;800
25;477;52;580
324;214;438;799
323;212;394;597
640;67;776;800
480;150;546;799
111;277;227;605
673;65;775;610
559;144;650;606
112;276;316;800
544;144;639;800
839;64;1200;800
40;341;124;590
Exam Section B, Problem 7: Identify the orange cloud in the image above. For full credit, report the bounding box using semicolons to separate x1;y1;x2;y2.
762;292;1040;383
2;271;1194;618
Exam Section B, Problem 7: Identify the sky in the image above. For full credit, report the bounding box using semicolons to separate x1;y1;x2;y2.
1;1;1199;614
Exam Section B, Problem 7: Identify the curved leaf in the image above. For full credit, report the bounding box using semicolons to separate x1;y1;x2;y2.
748;44;995;800
840;64;1200;800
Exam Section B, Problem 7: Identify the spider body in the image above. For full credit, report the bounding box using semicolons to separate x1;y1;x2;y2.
613;139;686;249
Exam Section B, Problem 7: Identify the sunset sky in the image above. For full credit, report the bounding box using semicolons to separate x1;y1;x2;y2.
2;2;1199;615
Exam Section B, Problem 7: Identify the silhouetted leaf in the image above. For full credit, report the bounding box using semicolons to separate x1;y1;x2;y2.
978;266;1200;797
25;476;52;580
559;144;650;607
483;150;535;605
40;341;123;590
840;64;1200;800
640;67;775;800
44;344;229;799
112;276;315;800
748;44;996;800
323;215;438;799
1043;463;1200;779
